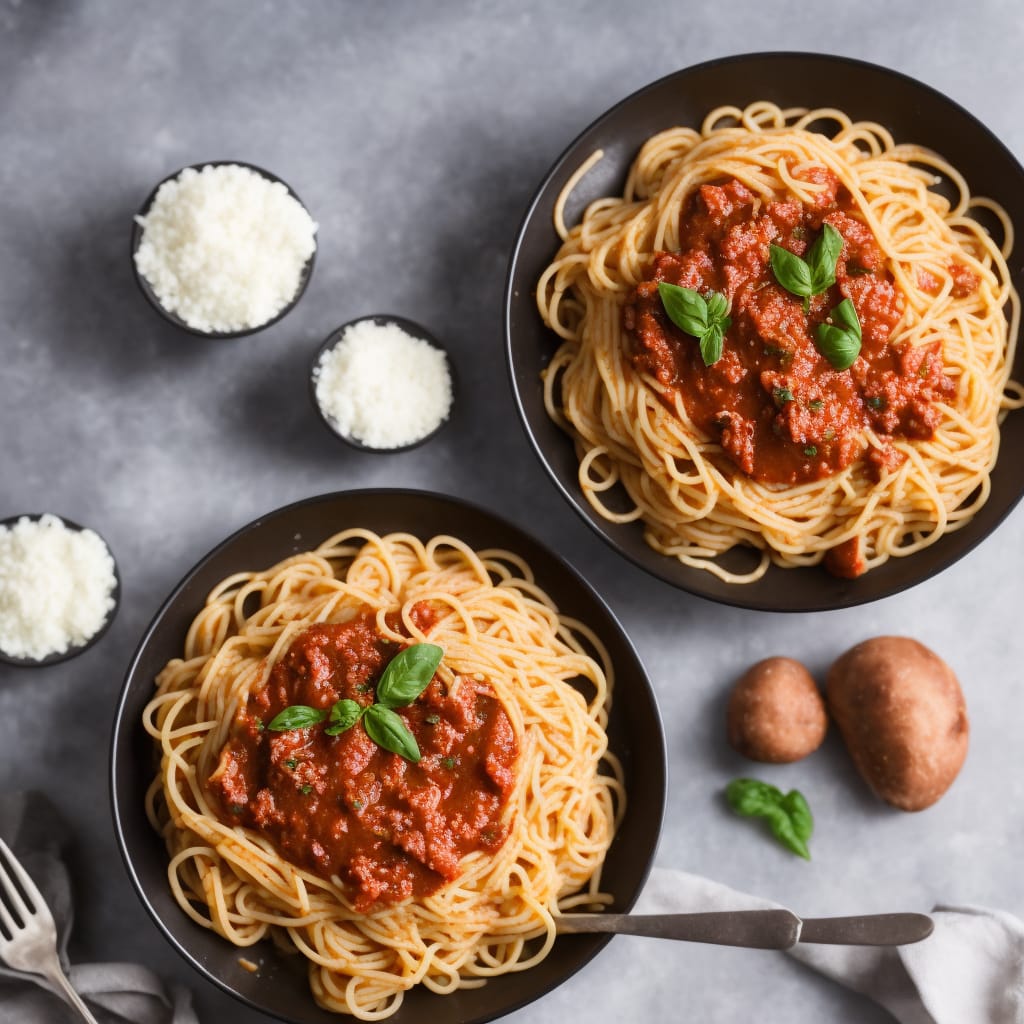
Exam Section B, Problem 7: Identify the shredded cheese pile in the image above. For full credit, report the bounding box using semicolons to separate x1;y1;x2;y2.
0;515;117;660
134;164;317;333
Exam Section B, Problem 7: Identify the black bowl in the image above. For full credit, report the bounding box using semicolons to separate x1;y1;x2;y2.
110;489;665;1024
310;316;456;452
505;52;1024;612
0;513;120;668
131;160;317;339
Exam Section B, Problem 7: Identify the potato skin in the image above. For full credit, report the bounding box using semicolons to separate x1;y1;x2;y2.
826;636;968;811
726;657;827;763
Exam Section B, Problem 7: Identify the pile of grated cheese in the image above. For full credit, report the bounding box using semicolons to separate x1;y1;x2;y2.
313;320;454;449
134;163;317;333
0;514;117;660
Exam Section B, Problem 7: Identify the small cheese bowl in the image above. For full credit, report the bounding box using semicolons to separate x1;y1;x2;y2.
0;514;121;668
131;161;317;339
309;315;457;453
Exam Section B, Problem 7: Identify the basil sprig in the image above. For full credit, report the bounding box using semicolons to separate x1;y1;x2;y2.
265;642;443;762
769;223;843;312
726;778;814;860
657;282;732;366
814;297;862;370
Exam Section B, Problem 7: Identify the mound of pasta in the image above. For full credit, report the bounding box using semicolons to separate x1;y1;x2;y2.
144;530;622;1018
538;103;1022;581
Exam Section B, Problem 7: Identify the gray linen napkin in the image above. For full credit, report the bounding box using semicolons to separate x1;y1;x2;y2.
638;867;1024;1024
0;792;197;1024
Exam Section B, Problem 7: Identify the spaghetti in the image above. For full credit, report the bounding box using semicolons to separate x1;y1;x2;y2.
144;530;622;1019
538;102;1023;581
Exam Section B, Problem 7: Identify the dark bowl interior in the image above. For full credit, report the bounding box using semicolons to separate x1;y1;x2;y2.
310;316;456;453
0;513;120;668
505;52;1024;612
131;160;317;339
111;489;666;1024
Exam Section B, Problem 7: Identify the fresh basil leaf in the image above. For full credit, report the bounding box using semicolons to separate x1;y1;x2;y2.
831;297;861;340
766;805;811;860
806;223;844;294
769;244;813;297
657;282;709;338
773;386;794;406
726;778;784;817
804;445;818;457
725;778;813;860
781;790;814;843
363;703;421;762
324;698;364;736
267;705;327;731
705;290;729;322
815;322;862;370
376;643;444;708
700;322;726;367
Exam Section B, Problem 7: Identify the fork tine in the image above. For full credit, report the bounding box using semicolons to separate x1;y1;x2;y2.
0;885;17;937
0;838;37;925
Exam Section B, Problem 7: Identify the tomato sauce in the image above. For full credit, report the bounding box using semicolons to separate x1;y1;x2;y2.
206;608;518;911
624;173;959;485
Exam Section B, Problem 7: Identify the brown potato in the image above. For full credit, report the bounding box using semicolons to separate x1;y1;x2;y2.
826;636;968;811
726;657;827;763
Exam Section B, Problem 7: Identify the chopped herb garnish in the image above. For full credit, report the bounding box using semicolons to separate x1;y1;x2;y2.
808;399;824;412
285;758;298;770
230;804;245;815
356;683;370;694
763;344;792;362
425;713;440;725
804;445;818;457
300;784;313;796
441;756;456;770
791;225;808;241
352;799;364;811
824;428;836;441
866;396;886;410
847;263;874;276
255;717;264;731
773;386;795;405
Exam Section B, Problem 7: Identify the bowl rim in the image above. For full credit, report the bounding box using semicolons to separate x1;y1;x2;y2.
130;159;317;339
504;50;1024;613
0;512;121;667
109;487;666;1024
309;315;457;453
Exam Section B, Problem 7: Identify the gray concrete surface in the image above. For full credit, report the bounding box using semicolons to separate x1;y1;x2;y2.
2;2;1023;1021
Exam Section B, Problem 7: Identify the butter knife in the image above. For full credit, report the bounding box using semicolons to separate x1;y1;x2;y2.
554;910;934;949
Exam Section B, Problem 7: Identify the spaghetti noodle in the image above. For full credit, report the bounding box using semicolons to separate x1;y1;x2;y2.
538;102;1023;581
144;530;622;1019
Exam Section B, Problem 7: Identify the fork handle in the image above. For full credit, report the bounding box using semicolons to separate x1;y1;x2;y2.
38;964;101;1024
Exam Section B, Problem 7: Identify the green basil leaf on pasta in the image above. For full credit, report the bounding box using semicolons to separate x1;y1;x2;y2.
705;290;729;322
815;300;862;370
324;698;364;736
831;297;862;340
657;282;709;337
700;322;726;367
769;244;813;297
376;643;444;708
267;705;328;731
363;703;421;762
806;223;844;294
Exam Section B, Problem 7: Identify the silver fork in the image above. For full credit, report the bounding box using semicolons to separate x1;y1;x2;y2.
0;837;99;1023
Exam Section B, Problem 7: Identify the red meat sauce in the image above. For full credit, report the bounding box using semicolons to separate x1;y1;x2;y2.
624;171;965;491
206;605;518;911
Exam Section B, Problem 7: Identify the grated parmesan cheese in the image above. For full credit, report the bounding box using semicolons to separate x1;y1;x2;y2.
134;163;317;333
313;320;454;449
0;515;117;660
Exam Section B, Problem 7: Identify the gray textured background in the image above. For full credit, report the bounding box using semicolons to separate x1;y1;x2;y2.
2;1;1023;1021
